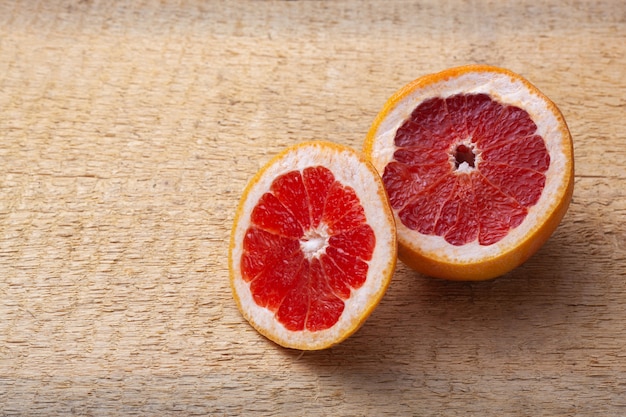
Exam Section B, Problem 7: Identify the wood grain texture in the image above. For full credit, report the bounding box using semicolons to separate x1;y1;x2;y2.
0;0;624;415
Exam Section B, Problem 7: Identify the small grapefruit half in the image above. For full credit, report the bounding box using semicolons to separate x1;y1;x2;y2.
229;141;397;350
364;65;574;281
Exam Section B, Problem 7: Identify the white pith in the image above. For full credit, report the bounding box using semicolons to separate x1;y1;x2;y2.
300;224;330;260
370;71;571;263
231;143;396;349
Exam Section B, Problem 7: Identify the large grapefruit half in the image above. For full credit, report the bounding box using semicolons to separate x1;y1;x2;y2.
364;65;574;281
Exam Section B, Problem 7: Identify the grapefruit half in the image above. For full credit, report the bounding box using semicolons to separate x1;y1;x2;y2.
229;141;397;349
364;65;574;281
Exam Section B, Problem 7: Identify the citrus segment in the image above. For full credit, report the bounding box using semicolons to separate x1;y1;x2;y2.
230;141;396;349
364;65;574;281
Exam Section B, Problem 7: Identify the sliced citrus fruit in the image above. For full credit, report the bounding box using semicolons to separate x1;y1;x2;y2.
229;141;397;350
364;65;574;281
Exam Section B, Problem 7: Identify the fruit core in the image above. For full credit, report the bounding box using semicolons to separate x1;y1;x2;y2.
384;92;550;247
300;226;330;259
453;143;477;170
241;166;375;332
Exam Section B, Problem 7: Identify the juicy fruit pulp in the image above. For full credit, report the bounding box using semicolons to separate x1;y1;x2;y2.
241;166;375;332
385;93;549;247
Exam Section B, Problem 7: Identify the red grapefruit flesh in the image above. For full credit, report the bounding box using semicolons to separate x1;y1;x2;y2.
241;166;375;332
387;92;549;247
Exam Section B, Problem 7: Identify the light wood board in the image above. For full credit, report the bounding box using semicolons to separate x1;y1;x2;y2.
1;1;625;415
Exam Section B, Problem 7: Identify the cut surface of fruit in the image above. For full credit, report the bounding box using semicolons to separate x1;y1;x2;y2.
364;65;574;281
230;141;396;350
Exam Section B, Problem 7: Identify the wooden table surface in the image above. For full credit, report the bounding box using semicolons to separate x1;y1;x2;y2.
1;1;625;415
